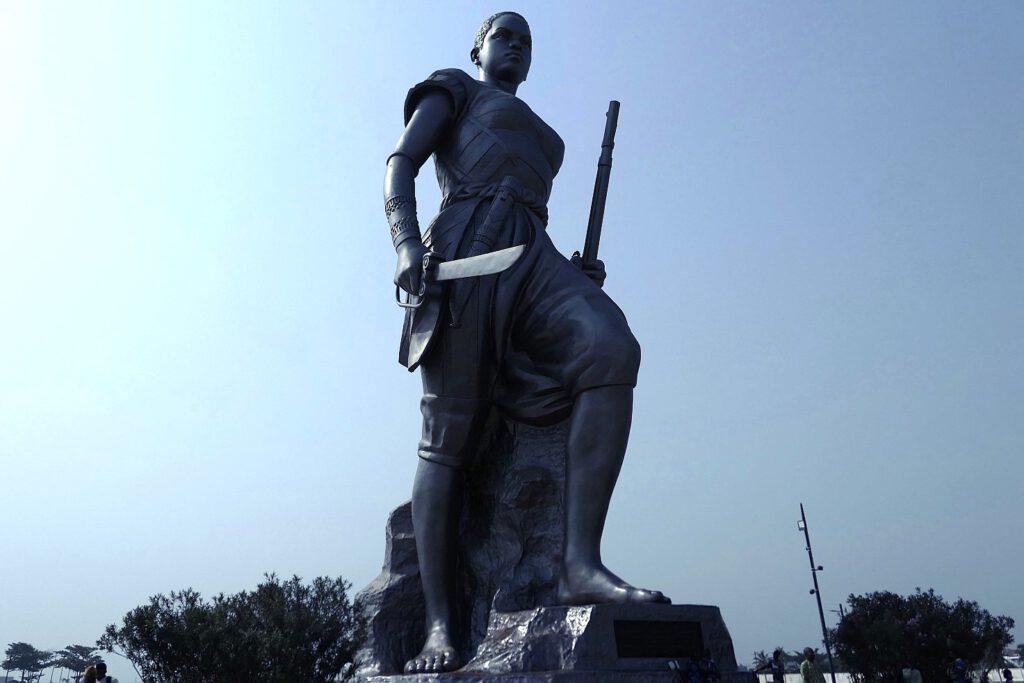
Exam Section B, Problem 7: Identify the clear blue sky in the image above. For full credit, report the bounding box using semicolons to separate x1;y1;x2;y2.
2;1;1021;670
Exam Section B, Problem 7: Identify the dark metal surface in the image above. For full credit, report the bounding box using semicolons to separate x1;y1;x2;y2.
380;12;671;676
582;100;620;265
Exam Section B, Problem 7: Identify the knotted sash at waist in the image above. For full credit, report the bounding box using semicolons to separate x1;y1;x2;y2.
440;176;549;225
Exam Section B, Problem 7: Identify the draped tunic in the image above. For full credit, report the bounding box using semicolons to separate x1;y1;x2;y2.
399;69;637;426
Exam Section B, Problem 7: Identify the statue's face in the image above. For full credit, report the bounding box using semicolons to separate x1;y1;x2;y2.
475;14;531;84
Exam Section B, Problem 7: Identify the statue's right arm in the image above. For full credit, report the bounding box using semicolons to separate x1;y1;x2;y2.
385;90;455;295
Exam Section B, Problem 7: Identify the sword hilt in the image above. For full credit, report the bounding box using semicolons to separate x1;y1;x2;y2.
395;251;443;309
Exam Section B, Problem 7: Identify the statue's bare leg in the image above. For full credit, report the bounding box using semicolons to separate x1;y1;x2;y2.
557;385;671;605
405;458;463;673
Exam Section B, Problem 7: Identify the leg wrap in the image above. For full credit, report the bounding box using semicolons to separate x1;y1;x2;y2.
418;394;489;470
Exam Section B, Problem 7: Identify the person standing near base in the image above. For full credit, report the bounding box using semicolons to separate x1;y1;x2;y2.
800;648;826;683
755;648;787;683
96;662;117;683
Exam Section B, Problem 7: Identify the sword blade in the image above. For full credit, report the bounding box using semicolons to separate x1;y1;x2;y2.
434;244;525;282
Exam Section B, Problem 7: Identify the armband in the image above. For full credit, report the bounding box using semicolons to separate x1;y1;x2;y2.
390;215;421;249
385;194;416;219
386;193;419;248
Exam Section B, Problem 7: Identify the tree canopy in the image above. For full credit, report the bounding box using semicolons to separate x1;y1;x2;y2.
830;588;1015;683
2;642;51;680
752;648;806;673
49;644;102;677
98;573;365;682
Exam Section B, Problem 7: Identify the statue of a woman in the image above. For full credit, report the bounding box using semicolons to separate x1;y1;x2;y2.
384;11;669;674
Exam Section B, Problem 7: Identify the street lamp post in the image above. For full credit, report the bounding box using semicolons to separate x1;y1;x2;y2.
799;503;838;683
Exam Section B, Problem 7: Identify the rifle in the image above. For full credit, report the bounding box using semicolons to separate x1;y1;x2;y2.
581;100;620;265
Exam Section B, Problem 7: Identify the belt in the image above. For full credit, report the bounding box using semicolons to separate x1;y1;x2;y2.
440;177;549;225
444;176;543;327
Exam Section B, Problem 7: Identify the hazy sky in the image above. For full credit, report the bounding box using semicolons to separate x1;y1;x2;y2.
2;1;1021;672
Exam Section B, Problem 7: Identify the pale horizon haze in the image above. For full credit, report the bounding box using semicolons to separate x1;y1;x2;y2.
1;1;1021;673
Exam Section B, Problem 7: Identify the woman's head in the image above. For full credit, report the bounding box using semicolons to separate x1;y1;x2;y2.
471;11;532;86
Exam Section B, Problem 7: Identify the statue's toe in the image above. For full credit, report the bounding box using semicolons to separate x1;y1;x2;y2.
404;656;424;674
623;586;671;604
443;650;459;670
406;648;460;674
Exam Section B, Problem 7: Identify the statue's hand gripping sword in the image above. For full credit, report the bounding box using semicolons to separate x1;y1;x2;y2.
395;244;525;309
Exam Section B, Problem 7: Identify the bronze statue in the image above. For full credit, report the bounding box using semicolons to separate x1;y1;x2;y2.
384;11;669;675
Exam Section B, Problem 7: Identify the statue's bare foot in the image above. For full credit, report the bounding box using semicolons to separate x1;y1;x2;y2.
556;562;671;606
404;625;461;674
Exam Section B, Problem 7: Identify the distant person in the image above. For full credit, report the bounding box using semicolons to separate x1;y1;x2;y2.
82;666;97;683
902;666;923;683
1003;668;1013;683
800;648;826;683
755;649;787;683
688;657;705;683
952;658;969;683
94;662;117;683
701;648;721;683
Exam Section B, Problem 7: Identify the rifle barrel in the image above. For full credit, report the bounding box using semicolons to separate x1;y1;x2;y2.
583;100;620;265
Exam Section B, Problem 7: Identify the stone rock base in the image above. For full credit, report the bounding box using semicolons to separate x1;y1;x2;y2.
354;422;570;677
353;421;752;683
358;604;754;683
361;673;755;683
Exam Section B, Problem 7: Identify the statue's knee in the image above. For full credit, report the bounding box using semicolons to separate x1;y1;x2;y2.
620;333;642;377
586;328;641;382
418;394;488;469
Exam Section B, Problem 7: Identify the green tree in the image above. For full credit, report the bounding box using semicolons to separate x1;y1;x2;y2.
752;648;807;675
3;642;51;682
752;649;773;670
49;645;100;681
830;589;1015;683
98;573;365;682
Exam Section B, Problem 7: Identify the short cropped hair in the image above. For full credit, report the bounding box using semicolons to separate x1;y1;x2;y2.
472;11;529;65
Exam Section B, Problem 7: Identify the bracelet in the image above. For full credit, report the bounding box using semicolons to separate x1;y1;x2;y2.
390;215;421;248
385;194;416;219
